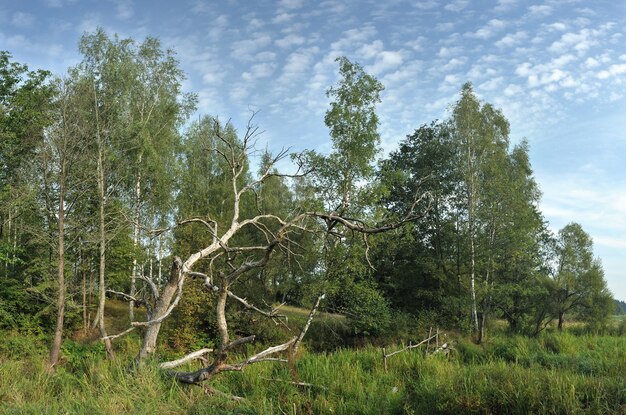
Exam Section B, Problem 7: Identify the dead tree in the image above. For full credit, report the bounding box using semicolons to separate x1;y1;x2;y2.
104;115;430;391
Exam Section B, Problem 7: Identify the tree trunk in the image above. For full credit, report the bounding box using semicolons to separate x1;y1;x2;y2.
557;311;564;330
157;233;163;288
129;158;142;321
81;246;87;336
96;143;115;360
469;235;478;332
48;172;66;369
136;258;182;362
216;277;230;349
88;264;94;329
478;312;486;344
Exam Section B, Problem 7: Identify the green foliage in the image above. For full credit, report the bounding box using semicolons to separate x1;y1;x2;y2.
1;331;624;414
551;223;614;330
340;280;391;336
324;56;384;208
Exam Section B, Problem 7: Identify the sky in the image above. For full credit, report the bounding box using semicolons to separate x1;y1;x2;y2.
1;0;626;301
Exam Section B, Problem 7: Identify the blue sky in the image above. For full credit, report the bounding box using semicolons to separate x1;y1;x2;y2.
2;0;626;300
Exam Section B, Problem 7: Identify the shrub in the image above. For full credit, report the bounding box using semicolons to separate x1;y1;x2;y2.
342;281;391;336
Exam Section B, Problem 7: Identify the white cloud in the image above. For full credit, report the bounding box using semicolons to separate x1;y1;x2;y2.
11;12;34;28
359;40;383;59
241;62;276;81
548;29;598;55
381;60;423;84
597;64;626;79
275;34;305;48
495;0;517;11
329;26;376;54
438;46;461;58
191;0;212;14
495;31;527;47
255;51;277;62
584;57;600;68
527;5;553;17
442;57;466;71
540;178;626;237
278;0;304;10
594;236;626;249
478;76;504;91
552;54;575;67
231;33;272;60
78;14;102;34
442;73;461;86
405;36;426;52
576;7;596;16
277;47;319;86
444;0;469;12
469;19;507;39
467;64;498;80
202;70;222;84
503;83;523;96
436;22;455;31
273;13;294;24
414;0;438;9
116;1;133;20
544;22;567;31
229;84;250;102
368;50;405;75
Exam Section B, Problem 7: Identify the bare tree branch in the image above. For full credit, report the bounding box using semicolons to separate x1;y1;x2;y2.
101;326;136;341
159;348;214;370
293;294;323;357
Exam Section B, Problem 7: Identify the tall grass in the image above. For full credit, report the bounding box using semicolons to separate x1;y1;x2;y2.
0;329;624;414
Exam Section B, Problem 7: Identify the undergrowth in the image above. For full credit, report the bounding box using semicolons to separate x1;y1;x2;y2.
0;328;624;414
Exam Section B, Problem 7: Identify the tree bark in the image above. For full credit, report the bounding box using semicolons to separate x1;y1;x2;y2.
129;156;142;322
48;166;66;369
136;257;182;362
81;246;87;336
469;235;478;332
93;85;115;359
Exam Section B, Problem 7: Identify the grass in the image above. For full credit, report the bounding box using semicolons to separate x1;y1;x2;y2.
1;326;624;414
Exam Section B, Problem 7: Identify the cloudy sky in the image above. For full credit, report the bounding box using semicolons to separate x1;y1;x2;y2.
2;0;626;300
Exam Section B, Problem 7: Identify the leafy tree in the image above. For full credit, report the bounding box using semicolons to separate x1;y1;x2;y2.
0;52;55;332
376;122;464;324
300;57;390;333
478;140;547;337
319;56;384;213
552;223;613;330
39;76;96;368
377;86;548;340
115;36;195;321
449;82;511;333
76;29;133;358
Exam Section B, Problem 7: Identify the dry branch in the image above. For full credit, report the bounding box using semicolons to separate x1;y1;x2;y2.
384;332;438;359
159;348;214;370
293;294;323;357
168;336;297;384
382;330;443;371
101;326;136;341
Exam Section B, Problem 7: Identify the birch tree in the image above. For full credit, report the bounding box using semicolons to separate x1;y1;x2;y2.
41;77;91;368
449;83;509;334
119;36;195;321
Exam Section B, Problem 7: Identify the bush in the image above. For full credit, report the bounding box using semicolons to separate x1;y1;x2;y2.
342;281;391;336
0;332;46;359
